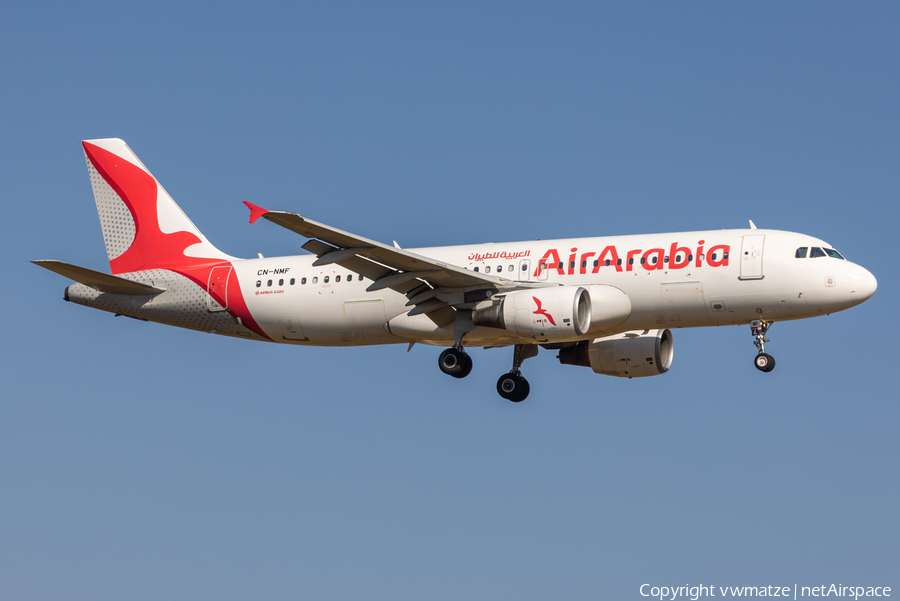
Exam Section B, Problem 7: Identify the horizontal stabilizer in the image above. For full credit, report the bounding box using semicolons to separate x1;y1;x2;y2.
32;260;166;295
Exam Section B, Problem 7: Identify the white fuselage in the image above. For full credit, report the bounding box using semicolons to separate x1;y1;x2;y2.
221;228;875;347
64;227;876;348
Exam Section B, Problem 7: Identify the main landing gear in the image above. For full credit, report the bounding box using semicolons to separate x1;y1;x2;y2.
437;343;536;402
438;346;473;378
496;344;538;403
750;319;776;373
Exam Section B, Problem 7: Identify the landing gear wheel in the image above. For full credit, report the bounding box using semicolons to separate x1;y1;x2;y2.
496;373;530;402
459;353;473;378
754;353;776;373
749;320;776;373
439;348;471;378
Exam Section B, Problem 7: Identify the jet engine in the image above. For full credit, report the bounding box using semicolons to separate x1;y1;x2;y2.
557;329;674;377
472;286;591;343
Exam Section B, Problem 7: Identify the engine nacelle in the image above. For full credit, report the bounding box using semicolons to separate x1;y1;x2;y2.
558;329;674;377
586;285;632;332
472;286;591;342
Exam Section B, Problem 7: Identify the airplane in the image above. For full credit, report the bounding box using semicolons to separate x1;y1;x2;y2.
34;138;878;402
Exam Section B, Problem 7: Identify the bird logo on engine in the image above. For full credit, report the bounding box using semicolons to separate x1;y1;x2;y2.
532;297;556;326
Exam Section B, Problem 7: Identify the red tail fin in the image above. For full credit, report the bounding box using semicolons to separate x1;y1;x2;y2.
83;139;233;274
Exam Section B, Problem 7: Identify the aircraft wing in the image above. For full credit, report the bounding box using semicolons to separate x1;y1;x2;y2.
244;202;510;290
244;202;551;327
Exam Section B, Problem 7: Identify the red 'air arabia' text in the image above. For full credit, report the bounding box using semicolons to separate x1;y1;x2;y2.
532;240;730;277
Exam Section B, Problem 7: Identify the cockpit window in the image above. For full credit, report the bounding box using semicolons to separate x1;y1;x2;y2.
795;247;808;258
810;247;826;258
824;248;845;260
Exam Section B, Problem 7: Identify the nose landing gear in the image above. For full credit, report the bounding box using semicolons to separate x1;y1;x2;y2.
750;320;776;372
439;346;473;378
497;344;538;402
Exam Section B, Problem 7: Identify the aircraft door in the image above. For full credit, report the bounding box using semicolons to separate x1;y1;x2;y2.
740;235;766;280
518;259;531;281
537;260;550;281
207;266;232;311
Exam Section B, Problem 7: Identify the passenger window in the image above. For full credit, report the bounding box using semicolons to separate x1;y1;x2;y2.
336;275;341;282
569;261;575;269
824;248;845;260
605;259;610;266
711;253;717;261
279;278;284;286
675;254;682;262
593;260;599;267
301;277;307;285
497;265;502;273
521;264;527;271
723;252;729;260
688;254;693;262
256;280;261;288
358;275;363;281
508;265;514;272
810;247;826;258
795;247;808;258
628;258;634;265
267;279;273;287
617;259;622;266
474;267;479;272
485;266;491;273
640;257;646;264
324;276;330;283
290;278;295;285
312;277;318;283
664;256;669;263
558;262;564;270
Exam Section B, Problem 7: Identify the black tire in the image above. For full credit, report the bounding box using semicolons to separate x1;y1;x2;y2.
496;373;529;402
439;348;469;378
514;379;530;403
496;373;517;399
754;353;775;372
458;354;473;378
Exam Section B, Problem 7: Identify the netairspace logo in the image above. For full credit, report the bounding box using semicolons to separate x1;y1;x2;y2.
639;584;891;601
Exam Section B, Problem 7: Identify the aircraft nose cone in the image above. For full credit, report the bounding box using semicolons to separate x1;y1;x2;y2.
850;266;877;305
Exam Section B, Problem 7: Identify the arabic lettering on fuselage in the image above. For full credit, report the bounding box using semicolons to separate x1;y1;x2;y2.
467;250;532;262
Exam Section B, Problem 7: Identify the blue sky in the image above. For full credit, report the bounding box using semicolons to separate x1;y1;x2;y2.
1;2;897;599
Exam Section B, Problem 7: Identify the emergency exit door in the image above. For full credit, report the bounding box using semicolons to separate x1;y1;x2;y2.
739;235;765;280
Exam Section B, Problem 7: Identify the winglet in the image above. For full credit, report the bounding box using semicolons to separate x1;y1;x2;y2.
243;201;269;224
749;219;758;230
